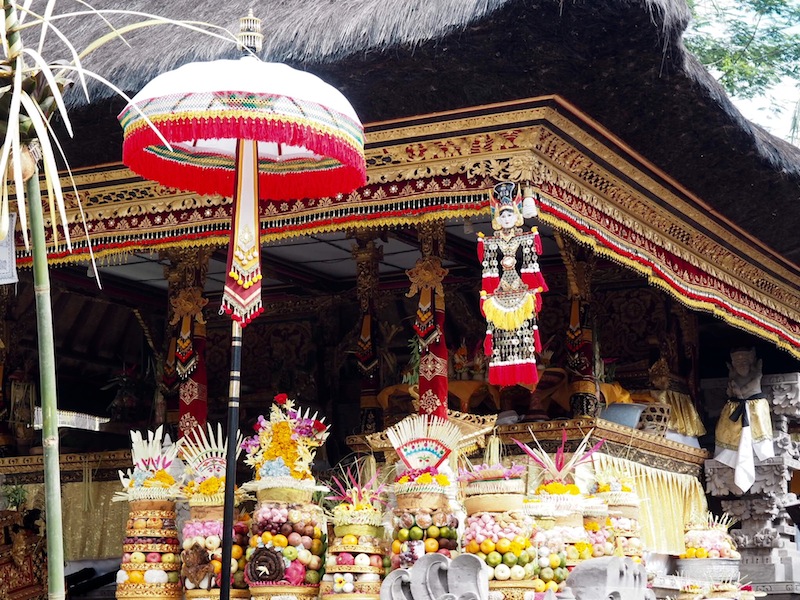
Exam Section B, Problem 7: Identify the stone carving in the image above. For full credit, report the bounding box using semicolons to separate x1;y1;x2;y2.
380;553;487;600
565;557;655;600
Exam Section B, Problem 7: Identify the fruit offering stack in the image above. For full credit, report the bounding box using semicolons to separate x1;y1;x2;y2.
582;498;615;559
179;423;245;596
321;467;388;599
245;502;326;590
602;494;644;563
386;415;462;569
323;532;385;598
390;504;460;569
118;501;182;593
114;427;183;600
680;512;741;561
462;512;537;583
240;394;331;599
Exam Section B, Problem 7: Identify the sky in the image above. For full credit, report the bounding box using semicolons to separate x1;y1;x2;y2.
732;78;799;144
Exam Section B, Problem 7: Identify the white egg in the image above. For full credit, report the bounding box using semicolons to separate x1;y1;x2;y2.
115;570;129;584
185;579;196;590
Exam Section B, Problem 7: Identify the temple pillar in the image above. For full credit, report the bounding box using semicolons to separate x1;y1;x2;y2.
161;247;212;436
555;232;601;417
351;232;383;434
406;221;449;418
704;373;800;597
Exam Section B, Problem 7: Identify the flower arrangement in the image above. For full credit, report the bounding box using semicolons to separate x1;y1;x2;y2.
327;464;386;528
243;393;330;492
396;467;450;488
513;428;603;494
116;426;183;501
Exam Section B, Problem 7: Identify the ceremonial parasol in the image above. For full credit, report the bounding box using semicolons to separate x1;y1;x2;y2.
118;15;366;600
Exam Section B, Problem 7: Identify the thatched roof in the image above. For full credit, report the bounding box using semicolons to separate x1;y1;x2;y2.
41;0;800;265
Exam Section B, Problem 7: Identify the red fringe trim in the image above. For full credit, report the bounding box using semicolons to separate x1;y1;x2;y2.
535;233;542;255
522;271;547;294
484;331;493;358
482;275;500;294
122;117;366;200
488;362;540;387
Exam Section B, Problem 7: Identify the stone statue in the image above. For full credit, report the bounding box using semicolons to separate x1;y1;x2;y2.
380;553;486;600
714;347;775;493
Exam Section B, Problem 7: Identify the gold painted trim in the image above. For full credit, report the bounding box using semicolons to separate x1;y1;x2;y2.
0;450;131;475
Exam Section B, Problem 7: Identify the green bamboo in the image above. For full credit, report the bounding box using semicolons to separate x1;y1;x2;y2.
27;170;66;600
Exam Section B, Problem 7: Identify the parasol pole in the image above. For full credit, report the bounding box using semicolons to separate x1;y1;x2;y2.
220;319;243;600
27;166;66;600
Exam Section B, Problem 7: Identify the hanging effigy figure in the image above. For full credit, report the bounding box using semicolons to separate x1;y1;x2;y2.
478;181;547;386
714;347;774;493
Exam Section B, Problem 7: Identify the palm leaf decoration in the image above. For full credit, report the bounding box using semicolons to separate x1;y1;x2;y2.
512;427;604;483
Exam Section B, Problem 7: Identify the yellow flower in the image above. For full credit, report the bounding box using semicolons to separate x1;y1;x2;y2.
397;476;410;484
144;469;175;488
198;476;223;496
416;473;433;485
565;484;580;495
585;521;600;532
434;474;450;487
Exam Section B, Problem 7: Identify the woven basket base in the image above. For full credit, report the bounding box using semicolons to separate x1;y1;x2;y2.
396;492;448;511
249;585;320;599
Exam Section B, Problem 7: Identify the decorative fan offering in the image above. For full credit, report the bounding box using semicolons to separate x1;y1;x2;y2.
116;426;183;502
182;422;242;507
386;414;462;471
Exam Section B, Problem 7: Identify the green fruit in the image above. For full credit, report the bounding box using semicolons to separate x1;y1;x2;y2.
397;529;410;542
166;572;180;584
540;567;554;582
486;551;503;568
383;556;391;568
502;552;517;567
304;570;320;584
426;525;440;539
409;526;424;541
516;552;530;566
476;551;487;562
438;526;450;540
282;546;298;561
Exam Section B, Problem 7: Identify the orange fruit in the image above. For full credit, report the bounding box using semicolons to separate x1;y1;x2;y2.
210;559;222;575
513;536;529;549
495;538;512;554
424;537;439;553
342;534;359;546
465;540;480;554
127;571;144;584
695;548;708;559
273;534;288;548
685;547;697;559
480;539;495;555
310;539;324;556
231;545;244;560
392;540;402;555
250;535;260;548
261;532;273;545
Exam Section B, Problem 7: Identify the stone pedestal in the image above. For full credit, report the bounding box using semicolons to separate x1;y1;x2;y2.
702;373;800;597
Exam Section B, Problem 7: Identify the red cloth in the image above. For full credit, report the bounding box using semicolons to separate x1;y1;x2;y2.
178;332;207;437
417;305;448;419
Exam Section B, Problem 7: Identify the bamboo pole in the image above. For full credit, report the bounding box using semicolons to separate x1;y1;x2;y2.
27;171;66;600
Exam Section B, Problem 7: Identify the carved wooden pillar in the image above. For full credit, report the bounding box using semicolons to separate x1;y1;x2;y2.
351;233;383;434
161;247;212;435
406;221;449;418
556;232;601;417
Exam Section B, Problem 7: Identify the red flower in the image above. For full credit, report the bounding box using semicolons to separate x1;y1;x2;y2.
274;393;288;405
313;420;327;433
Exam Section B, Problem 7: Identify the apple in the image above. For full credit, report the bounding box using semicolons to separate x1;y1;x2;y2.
436;549;451;558
300;535;312;550
337;552;355;566
132;518;148;529
130;552;146;564
205;535;221;551
354;553;371;567
122;552;132;563
283;546;299;562
326;555;338;568
369;554;383;568
308;555;322;571
390;554;402;570
146;552;161;563
297;548;312;565
494;564;511;581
